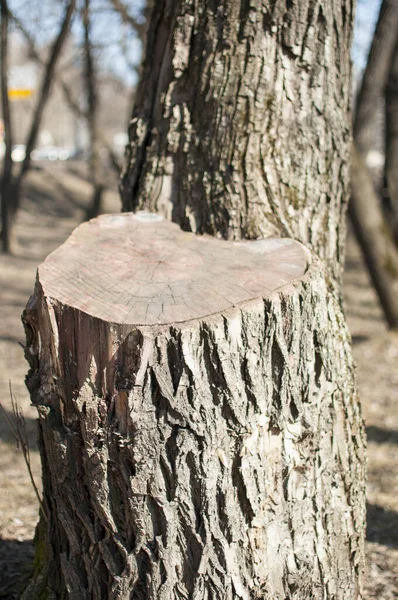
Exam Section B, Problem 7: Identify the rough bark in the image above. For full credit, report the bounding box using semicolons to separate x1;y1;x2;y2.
121;0;354;287
353;0;398;156
350;146;398;328
384;35;398;244
22;213;365;600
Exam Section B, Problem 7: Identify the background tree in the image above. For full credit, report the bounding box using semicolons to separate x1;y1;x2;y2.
350;0;398;328
9;7;122;175
0;0;76;253
349;146;398;327
384;36;398;243
0;0;13;252
0;0;147;254
22;1;366;598
353;0;398;156
82;0;104;219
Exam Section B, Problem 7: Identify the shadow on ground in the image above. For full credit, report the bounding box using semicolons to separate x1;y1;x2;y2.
24;168;87;219
0;539;34;599
352;334;369;344
0;405;38;450
367;503;398;549
366;425;398;445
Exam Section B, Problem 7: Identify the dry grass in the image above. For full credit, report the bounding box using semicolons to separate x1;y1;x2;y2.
0;165;396;598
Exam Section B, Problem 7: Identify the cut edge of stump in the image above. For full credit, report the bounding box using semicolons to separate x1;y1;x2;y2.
36;211;314;329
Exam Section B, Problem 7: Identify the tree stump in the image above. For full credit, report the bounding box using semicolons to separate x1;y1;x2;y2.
23;212;365;599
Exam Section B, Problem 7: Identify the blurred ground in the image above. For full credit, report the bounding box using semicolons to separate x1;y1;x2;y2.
0;165;397;598
344;233;398;599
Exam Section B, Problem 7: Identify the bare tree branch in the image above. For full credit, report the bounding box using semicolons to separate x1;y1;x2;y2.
109;0;146;36
348;0;398;329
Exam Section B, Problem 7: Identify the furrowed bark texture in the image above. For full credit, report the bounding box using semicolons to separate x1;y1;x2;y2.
22;215;365;599
121;0;354;285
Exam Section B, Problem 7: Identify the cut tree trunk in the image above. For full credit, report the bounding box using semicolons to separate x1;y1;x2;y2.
22;212;365;599
23;1;366;597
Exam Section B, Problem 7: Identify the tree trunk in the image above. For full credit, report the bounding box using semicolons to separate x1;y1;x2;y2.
83;0;104;221
121;0;354;287
349;0;398;328
23;213;365;599
350;146;398;328
385;35;398;243
11;0;76;215
0;0;13;254
9;7;121;176
353;0;398;156
23;1;366;598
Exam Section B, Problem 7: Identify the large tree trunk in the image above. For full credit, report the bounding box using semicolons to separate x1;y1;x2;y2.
23;213;365;599
23;1;366;598
121;0;354;287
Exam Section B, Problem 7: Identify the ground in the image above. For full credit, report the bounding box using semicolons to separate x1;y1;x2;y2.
0;164;397;598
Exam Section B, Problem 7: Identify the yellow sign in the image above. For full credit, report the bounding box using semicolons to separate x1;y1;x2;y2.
8;89;33;99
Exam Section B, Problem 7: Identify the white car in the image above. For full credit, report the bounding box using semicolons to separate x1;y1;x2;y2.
31;146;70;161
11;144;26;162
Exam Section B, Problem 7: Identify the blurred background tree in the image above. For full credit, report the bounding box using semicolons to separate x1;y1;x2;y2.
0;0;148;252
351;0;398;330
